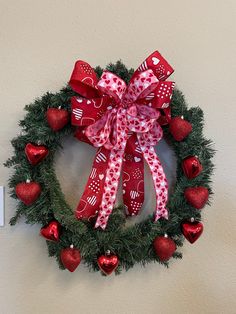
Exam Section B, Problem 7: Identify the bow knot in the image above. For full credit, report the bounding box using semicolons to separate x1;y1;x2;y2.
86;107;128;151
70;51;174;229
85;105;159;152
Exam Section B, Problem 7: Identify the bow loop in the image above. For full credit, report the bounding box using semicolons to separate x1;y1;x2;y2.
69;61;100;98
85;110;115;149
123;70;159;105
71;95;112;127
97;71;127;104
151;81;175;109
139;122;163;146
135;105;159;119
135;51;174;81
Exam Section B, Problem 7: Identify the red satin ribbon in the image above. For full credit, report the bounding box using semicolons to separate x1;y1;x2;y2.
69;51;174;229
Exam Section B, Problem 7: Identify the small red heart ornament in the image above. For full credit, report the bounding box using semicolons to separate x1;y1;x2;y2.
153;236;176;262
184;186;209;209
15;181;41;205
60;246;81;272
46;108;70;131
25;143;49;165
169;116;192;141
181;221;203;243
97;254;119;275
182;156;203;179
40;221;61;242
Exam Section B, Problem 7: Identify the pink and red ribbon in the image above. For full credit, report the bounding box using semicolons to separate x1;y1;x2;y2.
69;51;174;229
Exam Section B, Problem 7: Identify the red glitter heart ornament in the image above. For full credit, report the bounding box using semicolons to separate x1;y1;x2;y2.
60;246;81;272
184;186;209;209
169;116;192;141
46;108;69;131
15;181;41;205
25;143;49;165
181;221;203;243
182;156;203;179
97;253;119;275
40;221;61;242
153;236;176;261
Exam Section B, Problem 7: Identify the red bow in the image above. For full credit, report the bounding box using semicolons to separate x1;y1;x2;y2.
69;51;174;229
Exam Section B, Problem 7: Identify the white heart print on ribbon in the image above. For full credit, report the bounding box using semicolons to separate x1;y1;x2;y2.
152;57;160;65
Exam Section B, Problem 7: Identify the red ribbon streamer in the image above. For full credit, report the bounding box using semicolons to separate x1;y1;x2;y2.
69;51;174;229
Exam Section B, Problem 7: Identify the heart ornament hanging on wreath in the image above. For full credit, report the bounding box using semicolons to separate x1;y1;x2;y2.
5;51;214;275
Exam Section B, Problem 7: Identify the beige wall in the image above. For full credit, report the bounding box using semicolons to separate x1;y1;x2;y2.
1;1;236;313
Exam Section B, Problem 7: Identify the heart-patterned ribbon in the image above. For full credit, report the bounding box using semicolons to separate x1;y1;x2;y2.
69;51;174;229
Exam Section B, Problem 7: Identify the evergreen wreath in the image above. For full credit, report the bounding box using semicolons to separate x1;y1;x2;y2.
5;53;214;275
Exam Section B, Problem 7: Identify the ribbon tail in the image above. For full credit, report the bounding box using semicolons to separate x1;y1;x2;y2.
138;135;169;221
123;134;144;216
95;148;124;229
75;147;109;221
